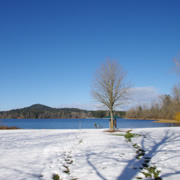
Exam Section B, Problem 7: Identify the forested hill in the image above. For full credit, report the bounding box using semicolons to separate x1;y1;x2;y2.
0;104;125;119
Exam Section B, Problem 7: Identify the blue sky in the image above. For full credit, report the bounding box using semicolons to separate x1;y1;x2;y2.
0;0;180;111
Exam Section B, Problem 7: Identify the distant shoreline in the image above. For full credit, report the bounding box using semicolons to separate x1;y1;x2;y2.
125;118;179;123
154;119;179;123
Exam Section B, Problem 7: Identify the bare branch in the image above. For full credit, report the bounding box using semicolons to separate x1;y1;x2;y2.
173;52;180;75
91;59;131;112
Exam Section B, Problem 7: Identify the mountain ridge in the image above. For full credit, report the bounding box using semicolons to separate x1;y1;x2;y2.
0;104;125;119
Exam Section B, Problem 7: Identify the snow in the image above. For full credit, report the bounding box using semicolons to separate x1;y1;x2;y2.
0;127;180;180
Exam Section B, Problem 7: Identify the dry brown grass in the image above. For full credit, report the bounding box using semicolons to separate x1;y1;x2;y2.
0;126;20;130
104;129;131;133
154;119;179;123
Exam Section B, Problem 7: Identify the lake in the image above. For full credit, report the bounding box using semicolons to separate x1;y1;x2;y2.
0;118;178;129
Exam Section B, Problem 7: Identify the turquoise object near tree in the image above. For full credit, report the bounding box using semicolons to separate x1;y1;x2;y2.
104;115;121;119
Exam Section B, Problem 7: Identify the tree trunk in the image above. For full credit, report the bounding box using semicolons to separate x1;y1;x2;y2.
110;110;114;130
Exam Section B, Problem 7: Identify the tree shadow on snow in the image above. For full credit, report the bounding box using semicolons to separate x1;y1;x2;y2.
117;129;180;180
86;152;107;180
84;129;180;180
0;166;43;179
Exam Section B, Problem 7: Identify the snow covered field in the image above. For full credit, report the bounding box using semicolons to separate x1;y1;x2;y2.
0;127;180;180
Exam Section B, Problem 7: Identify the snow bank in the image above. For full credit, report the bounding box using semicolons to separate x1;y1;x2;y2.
0;127;180;180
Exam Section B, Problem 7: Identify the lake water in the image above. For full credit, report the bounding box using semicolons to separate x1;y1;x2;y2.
0;118;178;129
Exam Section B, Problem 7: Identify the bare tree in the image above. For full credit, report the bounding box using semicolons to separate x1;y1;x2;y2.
173;52;180;74
172;84;180;102
91;59;131;130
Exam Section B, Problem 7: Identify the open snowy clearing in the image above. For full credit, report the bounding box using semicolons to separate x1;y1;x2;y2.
0;127;180;180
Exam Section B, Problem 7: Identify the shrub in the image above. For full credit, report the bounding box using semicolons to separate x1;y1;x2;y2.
142;166;162;180
175;112;180;122
52;173;60;180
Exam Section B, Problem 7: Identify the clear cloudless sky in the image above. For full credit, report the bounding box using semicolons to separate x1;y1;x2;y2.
0;0;180;111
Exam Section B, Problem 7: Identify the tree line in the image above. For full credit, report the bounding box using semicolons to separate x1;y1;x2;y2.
0;104;125;119
125;84;180;120
126;53;180;121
